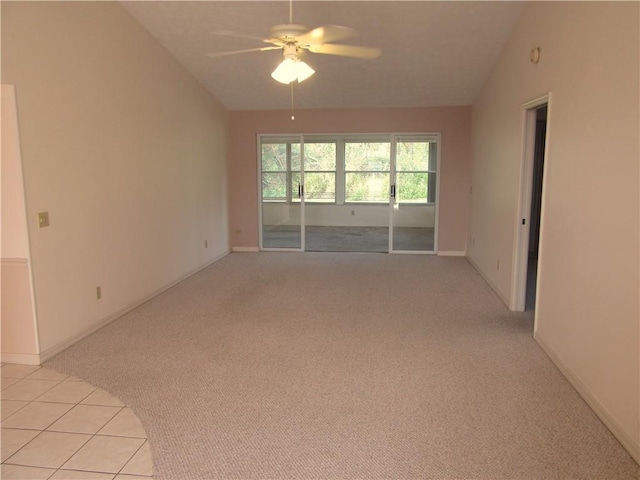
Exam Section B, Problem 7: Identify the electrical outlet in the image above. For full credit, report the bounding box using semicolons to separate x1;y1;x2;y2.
351;210;355;216
38;212;50;228
96;286;102;300
205;240;208;248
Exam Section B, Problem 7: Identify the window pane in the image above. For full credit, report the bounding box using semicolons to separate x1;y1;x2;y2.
304;143;336;171
345;172;389;202
261;144;287;171
291;143;301;171
397;172;428;203
262;172;286;201
305;172;335;203
396;142;429;171
345;142;390;171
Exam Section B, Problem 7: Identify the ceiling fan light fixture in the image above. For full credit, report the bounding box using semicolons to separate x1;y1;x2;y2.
271;57;315;84
271;57;296;83
295;60;315;82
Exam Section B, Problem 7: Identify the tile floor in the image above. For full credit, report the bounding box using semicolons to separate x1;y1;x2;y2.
1;363;153;480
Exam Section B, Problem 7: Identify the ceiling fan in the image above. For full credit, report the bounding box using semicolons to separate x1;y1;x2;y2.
207;1;381;84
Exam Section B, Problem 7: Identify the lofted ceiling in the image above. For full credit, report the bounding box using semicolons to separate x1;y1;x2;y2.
120;1;525;111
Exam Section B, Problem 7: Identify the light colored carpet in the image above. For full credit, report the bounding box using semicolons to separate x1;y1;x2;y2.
46;253;639;479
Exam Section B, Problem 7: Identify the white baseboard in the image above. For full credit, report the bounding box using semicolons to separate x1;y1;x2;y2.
437;251;466;257
232;246;259;252
40;251;230;363
232;248;466;256
535;332;640;465
1;353;41;365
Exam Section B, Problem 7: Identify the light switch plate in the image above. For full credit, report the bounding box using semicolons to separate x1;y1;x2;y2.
38;212;50;228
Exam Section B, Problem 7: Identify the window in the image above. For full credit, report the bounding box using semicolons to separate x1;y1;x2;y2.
395;137;437;204
296;141;336;203
260;134;438;205
344;141;390;203
261;140;300;202
262;139;336;204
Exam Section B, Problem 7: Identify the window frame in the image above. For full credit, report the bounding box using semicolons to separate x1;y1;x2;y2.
258;133;439;206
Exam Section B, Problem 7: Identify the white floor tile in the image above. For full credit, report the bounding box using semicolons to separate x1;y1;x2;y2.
49;469;116;479
62;435;145;474
4;431;91;469
1;400;28;421
114;475;153;480
47;405;122;434
98;408;146;438
80;389;125;407
0;365;42;379
0;366;153;478
1;380;62;402
120;441;152;476
0;463;56;480
35;381;96;404
1;428;40;462
26;369;69;382
2;402;74;430
1;378;21;391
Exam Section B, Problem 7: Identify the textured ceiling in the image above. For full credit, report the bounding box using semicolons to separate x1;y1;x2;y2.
120;1;525;111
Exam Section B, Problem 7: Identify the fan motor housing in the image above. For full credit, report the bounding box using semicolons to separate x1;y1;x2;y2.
269;24;309;42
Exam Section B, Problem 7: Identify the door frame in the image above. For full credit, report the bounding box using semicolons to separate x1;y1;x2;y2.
389;132;441;254
257;132;441;254
257;134;305;252
511;93;551;311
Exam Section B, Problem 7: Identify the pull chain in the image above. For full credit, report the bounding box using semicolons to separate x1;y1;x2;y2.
290;82;295;120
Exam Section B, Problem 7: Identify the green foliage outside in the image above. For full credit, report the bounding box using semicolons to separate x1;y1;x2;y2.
261;140;434;203
396;141;432;203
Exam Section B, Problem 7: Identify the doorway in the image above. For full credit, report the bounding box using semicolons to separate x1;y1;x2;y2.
513;95;549;312
525;106;547;310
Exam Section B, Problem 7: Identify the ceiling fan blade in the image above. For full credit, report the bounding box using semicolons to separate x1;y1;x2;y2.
296;25;357;45
207;46;282;58
211;30;268;43
308;43;381;59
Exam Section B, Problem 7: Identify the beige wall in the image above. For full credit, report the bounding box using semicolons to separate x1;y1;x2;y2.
228;107;471;252
469;2;639;461
2;2;229;356
2;261;39;363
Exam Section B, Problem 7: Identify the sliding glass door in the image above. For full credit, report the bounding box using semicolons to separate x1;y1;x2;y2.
260;137;303;250
390;135;439;252
341;138;391;252
259;133;439;253
300;138;341;251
